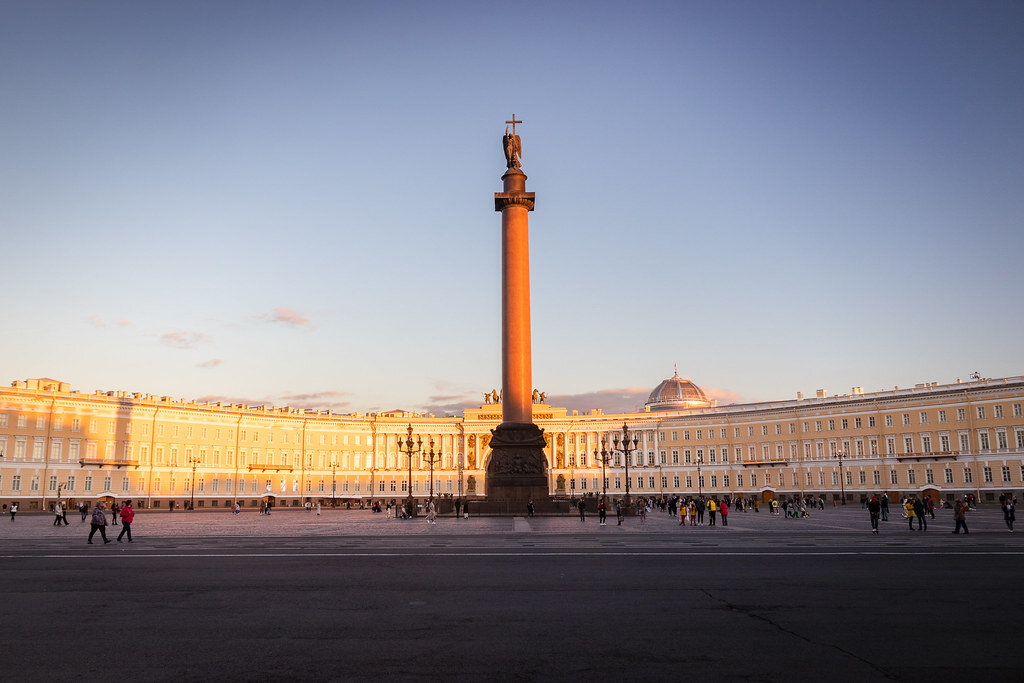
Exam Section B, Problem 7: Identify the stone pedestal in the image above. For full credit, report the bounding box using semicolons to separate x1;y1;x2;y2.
485;422;549;502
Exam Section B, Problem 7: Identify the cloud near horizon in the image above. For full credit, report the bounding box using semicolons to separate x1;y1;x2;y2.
421;385;747;417
195;389;352;412
196;359;223;369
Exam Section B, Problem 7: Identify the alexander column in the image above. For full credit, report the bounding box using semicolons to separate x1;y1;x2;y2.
486;115;549;504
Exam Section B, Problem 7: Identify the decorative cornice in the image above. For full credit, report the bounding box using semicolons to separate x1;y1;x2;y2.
494;192;535;212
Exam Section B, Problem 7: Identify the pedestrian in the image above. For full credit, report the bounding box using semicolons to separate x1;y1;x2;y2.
80;503;88;522
696;498;706;525
720;499;728;526
867;495;880;534
615;499;623;526
689;499;697;526
53;501;64;526
881;495;889;521
455;498;462;518
462;500;469;519
953;498;969;534
316;502;321;515
88;502;111;544
117;500;134;542
578;498;586;522
1004;499;1015;532
598;498;607;525
904;498;916;530
680;501;688;526
425;498;437;524
61;502;69;525
9;502;17;521
111;502;120;525
526;499;534;518
913;496;926;531
708;498;717;526
928;497;936;520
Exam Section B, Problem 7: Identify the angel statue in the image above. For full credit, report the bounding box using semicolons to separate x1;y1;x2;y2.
503;125;522;169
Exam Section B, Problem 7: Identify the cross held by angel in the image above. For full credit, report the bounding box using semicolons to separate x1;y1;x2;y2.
503;115;522;169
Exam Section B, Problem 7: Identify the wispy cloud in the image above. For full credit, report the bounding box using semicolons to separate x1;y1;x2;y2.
262;306;311;327
160;330;211;349
704;387;745;405
547;388;652;414
87;315;105;327
196;359;223;369
115;318;133;327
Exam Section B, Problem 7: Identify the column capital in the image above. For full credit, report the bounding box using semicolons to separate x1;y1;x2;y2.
494;192;536;212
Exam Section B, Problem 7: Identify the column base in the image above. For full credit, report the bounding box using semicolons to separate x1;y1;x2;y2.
486;422;549;502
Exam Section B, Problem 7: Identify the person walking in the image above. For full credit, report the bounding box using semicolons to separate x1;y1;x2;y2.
696;498;706;525
867;495;881;534
689;499;697;526
316;501;321;515
88;502;111;544
117;500;134;542
720;499;729;526
953;498;969;534
708;498;718;526
880;495;889;521
526;499;534;518
913;496;927;531
597;498;607;525
578;498;586;522
110;502;119;526
904;498;916;530
1003;499;1015;532
615;499;623;526
680;501;688;526
53;501;64;526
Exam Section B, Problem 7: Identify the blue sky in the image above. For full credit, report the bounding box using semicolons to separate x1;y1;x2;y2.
2;1;1021;415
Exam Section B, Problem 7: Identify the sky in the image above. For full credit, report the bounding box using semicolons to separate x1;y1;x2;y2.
2;1;1022;416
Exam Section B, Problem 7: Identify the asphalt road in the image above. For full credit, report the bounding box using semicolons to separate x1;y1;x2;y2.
1;508;1020;681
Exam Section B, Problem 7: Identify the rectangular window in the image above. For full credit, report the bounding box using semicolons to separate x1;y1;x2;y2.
977;406;986;420
983;466;993;483
964;468;973;484
710;475;717;488
841;419;848;430
873;470;880;485
938;410;947;423
48;475;57;491
84;476;93;492
890;470;898;485
908;469;916;485
922;436;932;453
869;416;876;428
957;408;966;421
997;432;1007;449
750;474;756;487
828;419;835;431
979;432;990;450
994;405;1003;419
12;475;21;491
919;412;928;424
944;468;953;484
940;435;950;452
736;474;743;487
685;476;691;489
1001;466;1010;483
925;469;934;484
904;437;913;454
1013;403;1022;418
902;414;910;426
854;417;862;429
885;415;893;427
859;471;866;484
959;433;970;452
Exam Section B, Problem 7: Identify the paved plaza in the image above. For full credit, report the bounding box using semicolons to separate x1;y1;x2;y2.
2;505;1021;681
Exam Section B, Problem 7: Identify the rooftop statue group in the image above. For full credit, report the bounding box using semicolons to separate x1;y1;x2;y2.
482;388;545;404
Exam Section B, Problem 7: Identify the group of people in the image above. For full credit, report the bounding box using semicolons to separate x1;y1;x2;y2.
85;500;134;544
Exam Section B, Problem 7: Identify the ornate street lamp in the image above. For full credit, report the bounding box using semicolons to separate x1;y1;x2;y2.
457;453;464;519
838;446;847;505
424;437;442;500
610;422;640;507
187;453;201;510
397;424;422;518
595;441;612;500
697;453;704;499
330;459;338;508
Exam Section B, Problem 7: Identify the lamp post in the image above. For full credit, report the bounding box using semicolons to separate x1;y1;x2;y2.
424;437;442;500
697;453;704;499
305;454;313;505
610;422;640;507
838;446;847;505
187;453;201;511
397;424;422;518
330;459;338;508
457;453;464;518
595;441;612;500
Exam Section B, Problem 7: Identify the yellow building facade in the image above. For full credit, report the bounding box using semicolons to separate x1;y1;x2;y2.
1;374;1022;510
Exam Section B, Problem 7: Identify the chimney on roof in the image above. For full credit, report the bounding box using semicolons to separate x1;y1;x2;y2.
816;389;826;398
852;387;864;395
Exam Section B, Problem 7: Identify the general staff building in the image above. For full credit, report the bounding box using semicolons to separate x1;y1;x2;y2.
2;372;1022;510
